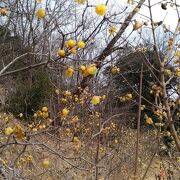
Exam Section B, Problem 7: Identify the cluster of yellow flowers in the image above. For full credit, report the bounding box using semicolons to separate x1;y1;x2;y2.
61;108;69;119
5;124;25;140
111;66;120;74
0;113;13;123
80;64;98;77
118;93;132;102
57;40;87;78
65;66;74;78
154;108;167;120
102;127;112;134
137;47;148;53
150;84;163;97
144;114;153;125
70;116;79;123
15;154;33;168
26;106;52;132
163;67;180;77
73;136;81;151
33;106;49;119
57;40;86;57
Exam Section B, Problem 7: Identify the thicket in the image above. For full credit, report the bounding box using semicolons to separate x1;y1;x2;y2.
7;70;53;118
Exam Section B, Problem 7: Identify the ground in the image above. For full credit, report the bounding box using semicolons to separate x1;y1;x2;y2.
0;113;180;180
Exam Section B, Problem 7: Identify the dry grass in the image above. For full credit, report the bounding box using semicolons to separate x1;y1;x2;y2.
0;113;180;180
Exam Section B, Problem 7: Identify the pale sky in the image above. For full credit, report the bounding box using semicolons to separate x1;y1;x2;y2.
96;0;179;29
42;0;179;30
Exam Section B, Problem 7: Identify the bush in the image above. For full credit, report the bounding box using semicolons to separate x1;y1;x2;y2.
7;70;53;119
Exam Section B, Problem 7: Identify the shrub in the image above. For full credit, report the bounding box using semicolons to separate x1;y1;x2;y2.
7;70;53;119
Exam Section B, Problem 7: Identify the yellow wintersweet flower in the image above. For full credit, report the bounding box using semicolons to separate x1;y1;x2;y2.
55;89;60;95
146;117;153;125
73;136;81;150
42;159;50;168
127;0;131;4
32;128;38;132
70;47;77;54
164;69;172;76
134;8;140;13
125;93;132;101
35;9;46;19
111;66;120;74
101;95;106;100
95;4;107;16
39;124;46;129
109;26;117;35
57;49;65;57
66;39;76;48
37;111;43;117
118;96;126;102
61;108;69;117
141;105;145;111
66;128;71;136
65;66;74;78
80;66;88;77
176;68;180;77
1;8;7;16
133;21;143;30
177;99;180;105
115;139;118;144
42;106;48;112
80;65;86;71
86;64;97;75
61;98;67;104
77;40;85;49
91;96;101;105
19;113;23;118
73;136;79;143
42;112;49;118
5;127;13;136
25;155;33;161
64;90;71;96
13;124;25;139
71;116;79;123
175;51;180;57
74;0;86;4
33;113;38;118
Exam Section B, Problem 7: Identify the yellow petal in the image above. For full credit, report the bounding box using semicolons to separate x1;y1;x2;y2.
91;96;100;105
5;127;13;136
35;9;46;19
95;4;107;16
